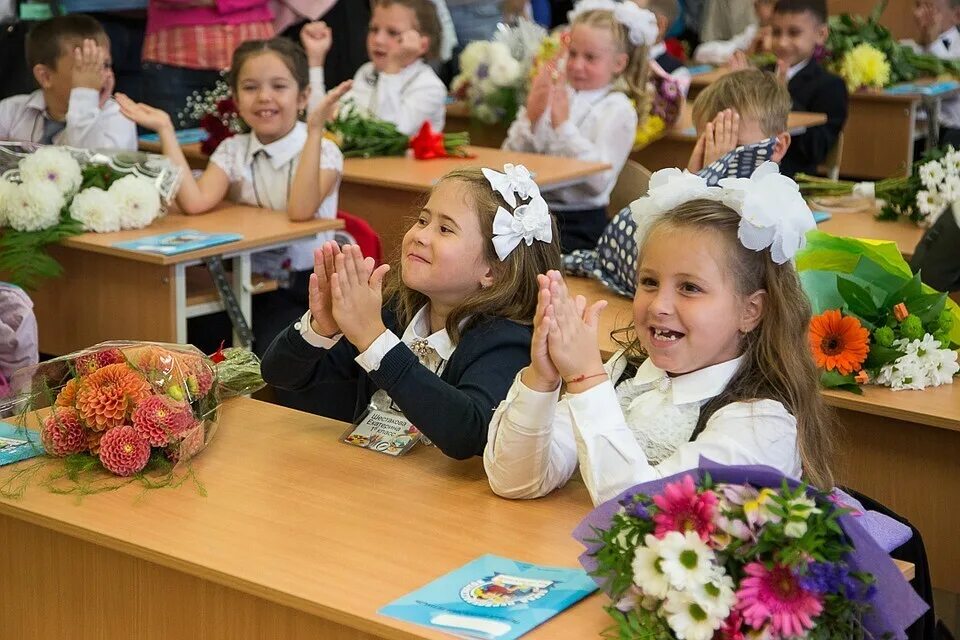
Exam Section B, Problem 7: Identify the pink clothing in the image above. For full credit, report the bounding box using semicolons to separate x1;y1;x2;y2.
271;0;337;33
146;0;274;35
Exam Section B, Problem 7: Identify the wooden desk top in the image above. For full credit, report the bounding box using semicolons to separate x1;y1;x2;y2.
815;208;924;258
341;146;610;193
57;206;343;266
565;276;960;433
0;397;614;639
667;103;827;141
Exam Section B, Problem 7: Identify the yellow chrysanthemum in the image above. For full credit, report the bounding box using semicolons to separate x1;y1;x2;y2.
840;43;890;91
633;115;666;151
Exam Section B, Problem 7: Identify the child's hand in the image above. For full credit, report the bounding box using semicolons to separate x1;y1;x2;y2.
687;130;706;172
550;70;570;129
702;109;739;167
72;39;106;91
915;2;941;46
526;64;553;124
115;92;173;133
98;66;115;109
330;245;391;352
728;49;751;70
308;79;352;134
521;274;562;392
308;241;341;337
542;271;607;391
384;29;425;74
775;58;789;83
300;21;333;67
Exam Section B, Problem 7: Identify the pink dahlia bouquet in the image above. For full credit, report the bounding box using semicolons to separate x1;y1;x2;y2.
3;341;262;492
574;460;927;640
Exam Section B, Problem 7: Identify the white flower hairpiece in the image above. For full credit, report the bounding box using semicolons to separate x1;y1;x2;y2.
484;163;553;261
630;162;816;264
567;0;659;47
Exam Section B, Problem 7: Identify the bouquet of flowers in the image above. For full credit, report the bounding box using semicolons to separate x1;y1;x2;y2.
325;104;470;159
0;143;181;289
177;78;246;156
574;461;928;640
797;145;959;225
827;0;960;90
798;231;959;392
1;341;264;497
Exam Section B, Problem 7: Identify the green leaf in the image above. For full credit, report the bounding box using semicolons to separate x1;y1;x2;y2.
905;291;947;324
837;276;880;325
820;370;859;389
864;344;905;369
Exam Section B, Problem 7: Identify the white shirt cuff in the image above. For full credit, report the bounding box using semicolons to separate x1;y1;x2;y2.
296;309;342;348
66;87;100;118
310;66;326;93
354;329;402;372
566;379;621;432
503;371;561;433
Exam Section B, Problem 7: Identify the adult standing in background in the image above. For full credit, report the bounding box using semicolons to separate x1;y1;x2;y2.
443;0;527;78
141;0;274;124
273;0;369;87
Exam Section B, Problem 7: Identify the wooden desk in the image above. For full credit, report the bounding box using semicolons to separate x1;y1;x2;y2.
816;208;925;259
0;397;917;639
30;207;342;355
138;138;207;170
631;104;827;172
566;275;960;593
340;146;610;259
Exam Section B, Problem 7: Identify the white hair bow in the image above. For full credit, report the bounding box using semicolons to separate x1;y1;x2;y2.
484;163;552;260
482;164;539;208
567;0;659;47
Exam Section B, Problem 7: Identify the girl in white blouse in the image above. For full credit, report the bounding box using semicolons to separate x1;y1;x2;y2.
117;38;350;353
301;0;447;136
503;0;657;252
484;163;836;505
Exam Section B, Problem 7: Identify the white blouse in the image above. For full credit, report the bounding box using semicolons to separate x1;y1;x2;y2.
310;60;447;136
483;353;802;505
502;85;638;211
209;121;343;274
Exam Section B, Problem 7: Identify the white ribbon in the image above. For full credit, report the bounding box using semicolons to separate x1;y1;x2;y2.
491;194;553;261
481;164;539;208
852;181;876;200
567;0;658;47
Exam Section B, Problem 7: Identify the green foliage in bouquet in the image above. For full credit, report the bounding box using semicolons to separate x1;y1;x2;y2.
325;104;470;159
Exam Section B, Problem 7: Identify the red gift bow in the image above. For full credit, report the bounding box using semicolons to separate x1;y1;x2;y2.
408;121;449;160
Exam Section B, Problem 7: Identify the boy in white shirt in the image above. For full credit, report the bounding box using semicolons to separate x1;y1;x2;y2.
0;15;136;150
914;0;960;147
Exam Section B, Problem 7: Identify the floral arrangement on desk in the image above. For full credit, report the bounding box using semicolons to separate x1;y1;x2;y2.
827;0;960;91
1;342;263;497
797;145;959;225
177;78;246;156
0;143;181;290
575;462;927;640
324;104;470;159
798;232;960;393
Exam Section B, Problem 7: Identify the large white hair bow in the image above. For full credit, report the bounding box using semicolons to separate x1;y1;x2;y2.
630;162;815;264
567;0;659;47
484;163;553;261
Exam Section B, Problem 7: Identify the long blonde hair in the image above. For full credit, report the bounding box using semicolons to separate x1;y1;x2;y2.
570;9;652;124
616;199;835;489
384;169;563;343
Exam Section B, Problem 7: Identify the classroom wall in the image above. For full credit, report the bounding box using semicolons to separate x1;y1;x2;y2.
828;0;920;41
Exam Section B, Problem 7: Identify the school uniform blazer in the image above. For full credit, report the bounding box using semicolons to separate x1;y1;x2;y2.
261;306;533;460
780;60;849;177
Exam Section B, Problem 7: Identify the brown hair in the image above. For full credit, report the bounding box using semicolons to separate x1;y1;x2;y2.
616;199;835;489
570;9;652;124
26;14;107;70
774;0;828;23
692;69;792;137
384;168;563;343
373;0;443;62
227;38;310;93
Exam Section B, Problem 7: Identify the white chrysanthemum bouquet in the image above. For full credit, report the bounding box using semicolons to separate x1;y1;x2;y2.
0;143;181;289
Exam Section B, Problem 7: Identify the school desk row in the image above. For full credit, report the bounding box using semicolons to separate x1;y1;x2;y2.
0;397;918;639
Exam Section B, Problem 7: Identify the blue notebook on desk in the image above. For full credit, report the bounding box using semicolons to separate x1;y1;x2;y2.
885;80;960;96
813;210;831;223
113;230;242;255
139;128;209;145
379;554;596;640
687;64;715;76
0;421;44;467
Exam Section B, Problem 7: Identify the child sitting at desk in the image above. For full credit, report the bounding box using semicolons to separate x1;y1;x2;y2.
0;284;38;401
913;0;960;148
502;0;655;252
261;165;562;460
770;0;847;177
566;68;792;297
300;0;447;136
0;15;136;150
632;0;691;89
116;38;350;355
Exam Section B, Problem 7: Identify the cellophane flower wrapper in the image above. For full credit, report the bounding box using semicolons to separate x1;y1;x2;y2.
573;459;928;640
7;341;230;478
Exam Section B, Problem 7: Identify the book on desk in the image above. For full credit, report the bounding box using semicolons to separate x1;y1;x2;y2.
113;230;243;255
0;422;44;467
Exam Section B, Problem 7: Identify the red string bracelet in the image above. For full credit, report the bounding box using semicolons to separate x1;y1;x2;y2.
565;371;608;384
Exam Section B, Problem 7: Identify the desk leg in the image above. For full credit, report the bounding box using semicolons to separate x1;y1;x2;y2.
925;96;942;152
231;253;253;348
175;263;188;344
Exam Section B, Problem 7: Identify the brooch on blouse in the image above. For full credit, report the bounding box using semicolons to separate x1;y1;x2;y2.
409;337;433;359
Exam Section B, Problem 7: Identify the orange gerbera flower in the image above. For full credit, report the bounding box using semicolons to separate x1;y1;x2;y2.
809;309;870;375
75;363;152;431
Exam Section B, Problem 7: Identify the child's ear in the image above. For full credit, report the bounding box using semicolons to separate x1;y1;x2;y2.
656;14;669;40
33;64;54;89
613;51;629;75
479;266;495;291
740;289;766;333
771;131;791;162
418;34;430;57
815;22;829;45
298;85;311;111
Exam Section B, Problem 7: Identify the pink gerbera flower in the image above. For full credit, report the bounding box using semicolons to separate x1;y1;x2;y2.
736;562;824;638
652;474;718;541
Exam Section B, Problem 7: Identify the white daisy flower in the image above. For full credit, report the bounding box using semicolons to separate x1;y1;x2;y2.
927;348;959;386
916;190;944;218
19;146;82;196
688;570;736;619
783;494;821;539
940;175;960;203
944;149;960;176
69;186;120;233
663;589;724;640
631;534;670;598
5;181;64;231
658;530;716;591
919;159;946;190
0;179;16;227
109;175;161;229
